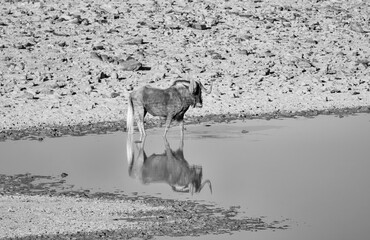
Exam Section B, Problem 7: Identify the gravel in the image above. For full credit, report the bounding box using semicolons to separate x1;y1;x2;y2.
0;174;288;239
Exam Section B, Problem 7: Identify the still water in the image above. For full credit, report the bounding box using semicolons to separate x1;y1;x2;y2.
1;114;370;240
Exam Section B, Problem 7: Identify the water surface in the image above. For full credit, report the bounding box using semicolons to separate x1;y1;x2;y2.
1;114;370;240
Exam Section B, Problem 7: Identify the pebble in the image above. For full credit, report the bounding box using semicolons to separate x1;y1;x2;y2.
124;38;144;45
191;23;207;30
119;59;142;71
61;173;68;178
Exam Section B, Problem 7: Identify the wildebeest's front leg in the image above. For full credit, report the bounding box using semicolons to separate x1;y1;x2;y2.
163;115;173;137
180;120;184;141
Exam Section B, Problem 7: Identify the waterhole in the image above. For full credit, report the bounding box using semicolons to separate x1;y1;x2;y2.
1;114;370;240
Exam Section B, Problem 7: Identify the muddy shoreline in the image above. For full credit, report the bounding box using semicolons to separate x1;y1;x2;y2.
1;105;370;142
0;174;288;239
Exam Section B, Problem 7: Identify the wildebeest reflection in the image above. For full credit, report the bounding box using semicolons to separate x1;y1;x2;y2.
126;135;212;194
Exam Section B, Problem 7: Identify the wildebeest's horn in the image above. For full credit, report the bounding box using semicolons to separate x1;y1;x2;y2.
199;180;212;193
189;79;197;93
198;81;212;94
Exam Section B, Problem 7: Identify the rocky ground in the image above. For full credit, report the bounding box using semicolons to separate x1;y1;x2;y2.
1;0;370;139
0;0;370;238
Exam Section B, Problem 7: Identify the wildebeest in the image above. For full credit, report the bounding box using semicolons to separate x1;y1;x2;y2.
126;79;212;138
126;135;212;194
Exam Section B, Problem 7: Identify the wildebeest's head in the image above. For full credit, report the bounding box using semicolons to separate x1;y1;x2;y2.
189;165;212;194
173;79;212;108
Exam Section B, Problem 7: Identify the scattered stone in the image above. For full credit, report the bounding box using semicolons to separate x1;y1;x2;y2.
92;43;105;50
124;38;144;45
118;59;142;71
191;23;207;30
90;52;103;61
19;91;36;100
61;173;68;178
56;81;67;88
349;22;366;33
38;87;54;95
98;72;110;80
83;85;93;94
110;92;120;98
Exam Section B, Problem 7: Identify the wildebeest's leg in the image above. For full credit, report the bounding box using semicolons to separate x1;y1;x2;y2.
134;106;146;140
140;110;148;141
128;135;146;180
163;136;170;150
163;136;175;160
138;120;146;141
180;120;185;142
163;115;173;137
179;122;184;151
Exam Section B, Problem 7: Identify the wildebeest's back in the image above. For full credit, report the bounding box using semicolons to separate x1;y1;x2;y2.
141;86;183;117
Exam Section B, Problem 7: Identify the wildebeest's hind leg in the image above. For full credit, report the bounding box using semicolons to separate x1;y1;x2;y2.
127;134;146;179
134;105;147;141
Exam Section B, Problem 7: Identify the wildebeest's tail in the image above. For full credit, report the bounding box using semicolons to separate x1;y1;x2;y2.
127;95;134;134
126;134;134;174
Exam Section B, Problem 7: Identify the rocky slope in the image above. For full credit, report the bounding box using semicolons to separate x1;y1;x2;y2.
1;0;370;133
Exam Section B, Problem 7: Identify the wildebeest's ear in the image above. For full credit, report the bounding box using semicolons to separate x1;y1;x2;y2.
189;79;197;94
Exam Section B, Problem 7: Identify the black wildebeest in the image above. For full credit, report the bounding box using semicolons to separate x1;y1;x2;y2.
126;79;212;139
126;135;212;194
